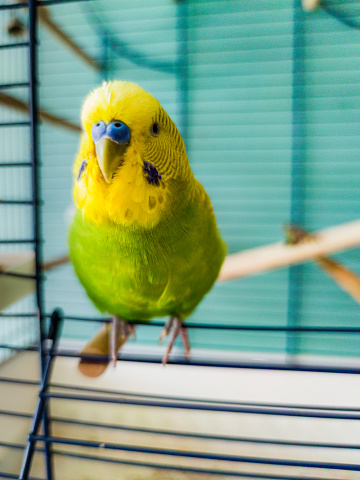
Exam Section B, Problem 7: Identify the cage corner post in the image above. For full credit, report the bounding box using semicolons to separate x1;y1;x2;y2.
18;0;55;478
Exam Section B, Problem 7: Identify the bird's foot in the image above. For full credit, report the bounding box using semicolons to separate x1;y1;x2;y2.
159;316;191;365
111;316;135;366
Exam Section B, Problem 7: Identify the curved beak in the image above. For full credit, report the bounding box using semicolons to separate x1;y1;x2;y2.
95;137;128;183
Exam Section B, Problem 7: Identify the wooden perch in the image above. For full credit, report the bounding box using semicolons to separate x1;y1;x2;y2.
13;1;101;71
218;219;360;282
316;257;360;304
285;224;360;305
78;323;129;377
38;6;102;71
42;254;69;272
0;252;35;311
0;92;81;133
0;252;69;311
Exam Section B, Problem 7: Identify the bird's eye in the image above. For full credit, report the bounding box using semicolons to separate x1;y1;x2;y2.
150;123;160;137
91;121;106;143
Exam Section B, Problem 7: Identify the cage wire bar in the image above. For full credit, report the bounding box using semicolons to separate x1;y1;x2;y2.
0;0;359;479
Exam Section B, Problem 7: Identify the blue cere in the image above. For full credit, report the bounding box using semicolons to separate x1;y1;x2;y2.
143;160;161;186
106;121;131;144
91;121;106;143
91;120;131;145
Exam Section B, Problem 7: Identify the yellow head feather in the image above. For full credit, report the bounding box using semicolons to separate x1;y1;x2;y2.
73;80;192;228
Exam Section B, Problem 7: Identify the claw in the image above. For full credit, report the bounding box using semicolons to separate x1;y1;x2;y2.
111;316;119;367
180;326;191;359
161;316;191;365
110;316;135;366
158;317;174;344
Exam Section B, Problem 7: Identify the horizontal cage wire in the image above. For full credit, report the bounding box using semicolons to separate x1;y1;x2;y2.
0;0;360;479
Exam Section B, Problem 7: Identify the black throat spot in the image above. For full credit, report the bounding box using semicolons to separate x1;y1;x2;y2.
143;161;161;186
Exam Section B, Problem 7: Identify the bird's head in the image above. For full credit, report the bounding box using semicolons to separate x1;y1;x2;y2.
73;81;192;227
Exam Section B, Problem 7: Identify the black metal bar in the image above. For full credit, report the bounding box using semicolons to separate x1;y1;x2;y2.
0;239;35;244
27;4;51;473
0;441;26;450
38;0;90;4
0;271;37;280
0;377;39;386
0;162;32;167
0;122;30;127
50;348;360;374
0;313;36;317
0;474;43;480
0;200;36;205
0;42;29;49
18;310;62;480
41;391;360;419
0;410;33;419
0;344;38;351
49;381;360;413
0;4;27;11
0;441;45;456
52;449;334;480
2;411;359;454
0;0;89;8
60;315;360;333
29;0;46;369
0;83;30;90
49;415;360;450
31;434;360;471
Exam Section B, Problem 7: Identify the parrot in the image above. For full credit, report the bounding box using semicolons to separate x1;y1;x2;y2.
68;80;226;369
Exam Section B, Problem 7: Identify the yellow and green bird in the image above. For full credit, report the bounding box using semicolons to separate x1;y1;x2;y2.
68;80;226;367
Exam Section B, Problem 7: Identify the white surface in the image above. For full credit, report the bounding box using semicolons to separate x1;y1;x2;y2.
0;351;360;479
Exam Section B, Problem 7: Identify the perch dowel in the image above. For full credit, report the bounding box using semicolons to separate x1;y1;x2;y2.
42;254;69;272
78;323;129;377
284;223;360;306
0;92;81;133
0;252;70;311
0;252;35;311
38;7;102;71
218;219;360;282
315;257;360;305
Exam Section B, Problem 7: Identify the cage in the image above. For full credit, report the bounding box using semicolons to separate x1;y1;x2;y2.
0;0;360;479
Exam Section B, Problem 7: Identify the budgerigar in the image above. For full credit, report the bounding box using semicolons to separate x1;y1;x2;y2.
68;81;226;368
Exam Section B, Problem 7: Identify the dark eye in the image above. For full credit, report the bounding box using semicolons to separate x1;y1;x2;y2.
150;123;159;137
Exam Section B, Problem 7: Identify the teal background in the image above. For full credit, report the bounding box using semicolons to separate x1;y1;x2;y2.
1;0;360;358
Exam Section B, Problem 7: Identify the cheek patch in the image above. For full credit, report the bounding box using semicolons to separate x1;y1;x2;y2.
77;160;88;181
143;160;161;186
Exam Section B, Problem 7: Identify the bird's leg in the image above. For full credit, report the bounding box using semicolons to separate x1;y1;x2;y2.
160;316;190;365
158;316;174;344
111;316;119;366
110;316;135;366
180;325;191;359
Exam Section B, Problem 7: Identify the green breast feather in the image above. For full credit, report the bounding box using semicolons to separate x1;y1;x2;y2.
68;180;226;322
